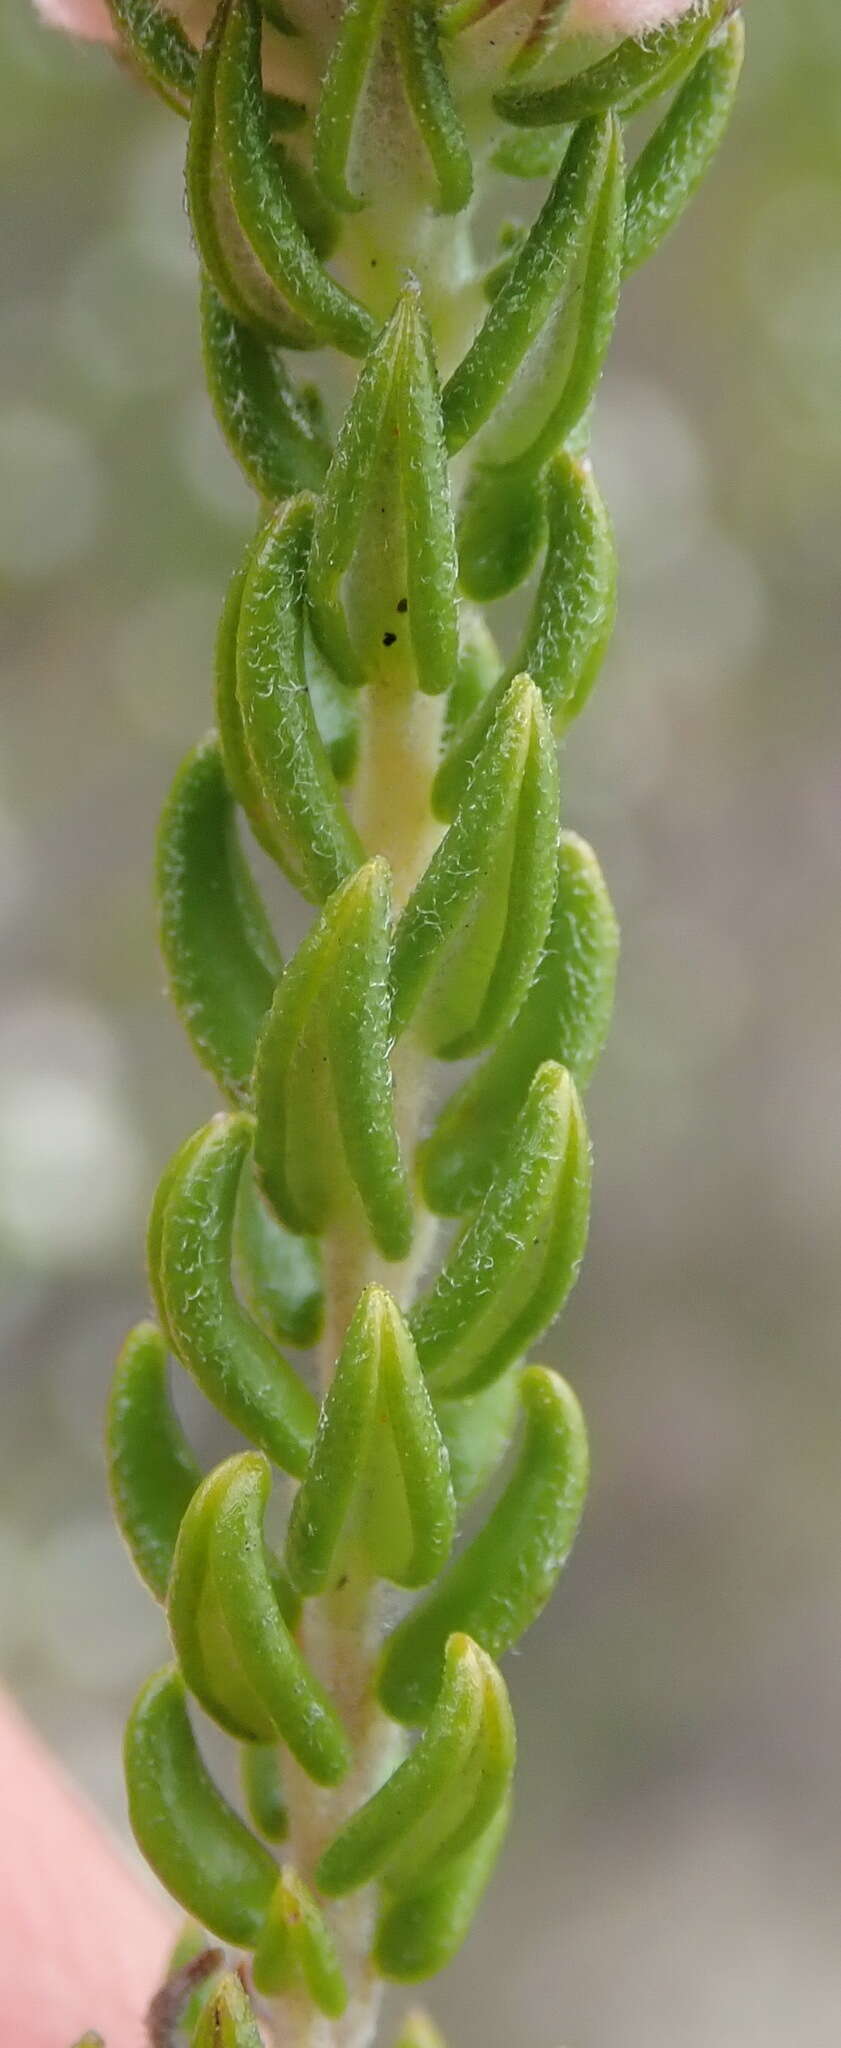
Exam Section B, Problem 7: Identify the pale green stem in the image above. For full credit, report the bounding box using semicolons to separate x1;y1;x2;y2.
271;671;446;2048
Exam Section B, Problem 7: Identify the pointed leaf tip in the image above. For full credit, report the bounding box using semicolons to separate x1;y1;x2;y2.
412;1062;591;1397
421;829;618;1216
286;1284;454;1595
252;1867;347;2013
309;288;459;698
153;1113;317;1473
393;673;559;1059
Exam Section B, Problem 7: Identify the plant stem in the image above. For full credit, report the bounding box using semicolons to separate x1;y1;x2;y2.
271;667;445;2048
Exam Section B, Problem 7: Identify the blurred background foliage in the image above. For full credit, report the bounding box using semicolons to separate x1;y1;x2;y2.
2;1;841;2039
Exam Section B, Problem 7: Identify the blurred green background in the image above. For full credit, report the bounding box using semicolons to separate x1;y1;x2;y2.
3;2;841;2039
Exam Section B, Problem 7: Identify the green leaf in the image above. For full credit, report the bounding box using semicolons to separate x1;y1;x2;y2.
191;1973;264;2048
308;285;459;698
236;497;365;903
317;1634;514;1897
157;734;281;1107
168;1452;350;1779
437;454;615;816
374;1796;509;1981
313;0;388;211
443;605;501;740
433;1370;519;1512
252;1869;347;2012
201;276;330;502
253;862;413;1260
491;124;572;179
235;1164;323;1349
154;1114;317;1474
241;1741;288;1841
456;459;546;603
481;220;528;303
146;1126;205;1347
421;830;618;1215
214;561;287;865
513;450;617;728
411;1062;591;1396
305;619;361;784
623;12;745;277
107;1321;201;1604
379;1368;588;1723
187;0;377;354
125;1666;277;1948
517;117;624;470
286;1285;455;1595
494;2;724;126
396;0;473;216
441;118;613;459
391;675;559;1060
106;0;197;115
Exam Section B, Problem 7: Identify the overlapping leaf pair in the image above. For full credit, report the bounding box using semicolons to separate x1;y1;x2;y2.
92;1;744;2040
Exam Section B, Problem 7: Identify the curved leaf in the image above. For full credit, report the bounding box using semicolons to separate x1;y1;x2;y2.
437;453;615;813
214;561;287;865
623;12;744;277
491;124;572;179
313;0;389;211
441;118;612;458
494;3;724;126
157;734;281;1106
517;117;624;470
391;675;559;1059
205;0;377;354
421;830;618;1215
107;0;197;116
168;1453;350;1779
317;1634;514;1897
253;862;413;1260
379;1368;589;1723
192;1974;264;2048
411;1062;591;1396
514;450;616;726
155;1114;317;1474
201;276;330;502
125;1666;277;1948
396;0;473;216
375;1797;509;1981
107;1321;201;1604
286;1286;455;1595
456;460;546;604
433;1370;519;1512
235;1165;323;1348
236;496;364;903
308;285;459;698
252;1869;347;2012
240;1741;288;1842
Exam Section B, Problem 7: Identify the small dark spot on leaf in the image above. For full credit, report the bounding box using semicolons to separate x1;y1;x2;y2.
397;597;408;614
383;631;397;647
